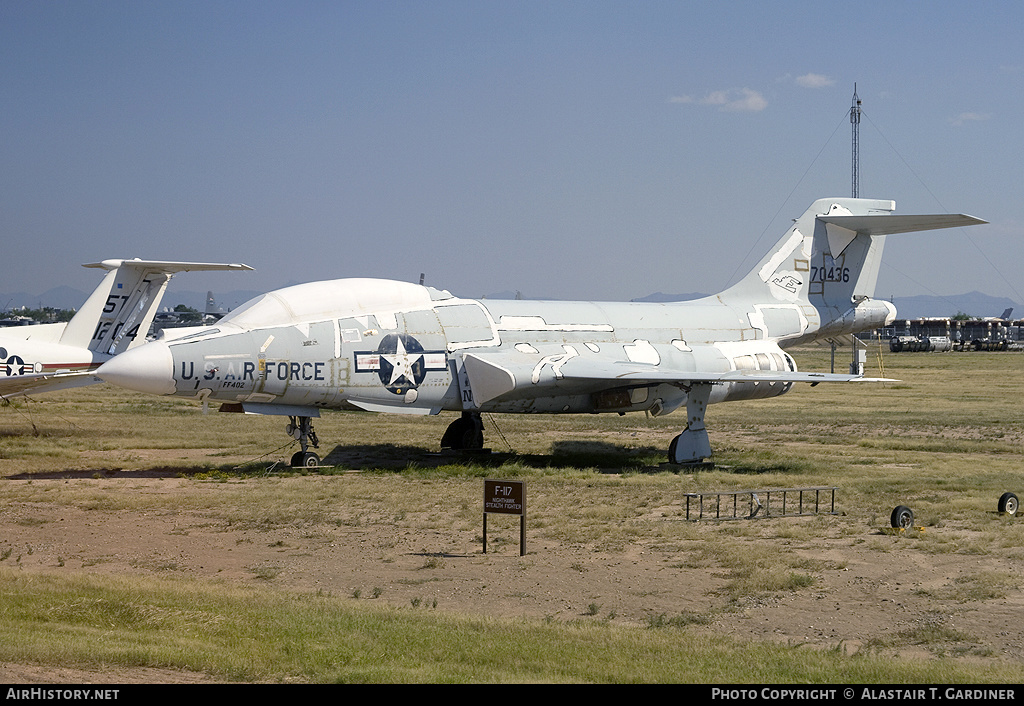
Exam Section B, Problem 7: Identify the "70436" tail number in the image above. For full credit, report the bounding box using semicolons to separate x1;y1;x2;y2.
811;265;850;283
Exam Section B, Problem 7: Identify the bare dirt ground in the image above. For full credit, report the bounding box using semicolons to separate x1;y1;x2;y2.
2;450;1023;684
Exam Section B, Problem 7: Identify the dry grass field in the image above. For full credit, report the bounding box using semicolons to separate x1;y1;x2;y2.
1;345;1023;683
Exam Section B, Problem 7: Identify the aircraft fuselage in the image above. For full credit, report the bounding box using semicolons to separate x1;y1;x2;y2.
95;197;984;466
123;279;809;420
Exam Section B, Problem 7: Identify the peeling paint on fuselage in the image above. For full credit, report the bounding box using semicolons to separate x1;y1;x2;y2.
160;279;799;419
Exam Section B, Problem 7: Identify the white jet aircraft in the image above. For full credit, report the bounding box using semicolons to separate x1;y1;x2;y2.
96;198;984;466
1;259;252;400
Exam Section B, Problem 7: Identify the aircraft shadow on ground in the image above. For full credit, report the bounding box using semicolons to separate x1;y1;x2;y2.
5;440;674;479
4;440;801;479
316;441;805;476
5;466;227;480
319;440;671;474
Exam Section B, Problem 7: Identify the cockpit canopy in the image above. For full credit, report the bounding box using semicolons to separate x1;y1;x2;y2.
218;278;452;329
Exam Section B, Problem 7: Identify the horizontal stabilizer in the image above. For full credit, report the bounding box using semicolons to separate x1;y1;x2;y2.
63;259;254;355
819;213;986;236
83;260;254;273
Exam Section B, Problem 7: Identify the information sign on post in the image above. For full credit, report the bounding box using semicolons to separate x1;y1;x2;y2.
483;479;526;556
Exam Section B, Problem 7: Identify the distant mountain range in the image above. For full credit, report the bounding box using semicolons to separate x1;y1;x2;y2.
887;291;1018;320
2;287;1018;322
1;285;92;312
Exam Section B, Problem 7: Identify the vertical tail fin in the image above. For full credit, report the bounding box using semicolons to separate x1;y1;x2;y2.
720;198;986;343
59;260;253;354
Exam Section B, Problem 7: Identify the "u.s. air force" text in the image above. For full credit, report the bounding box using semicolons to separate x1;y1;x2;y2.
180;360;326;383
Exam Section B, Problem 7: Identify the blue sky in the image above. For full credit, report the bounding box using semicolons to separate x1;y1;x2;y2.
2;1;1022;309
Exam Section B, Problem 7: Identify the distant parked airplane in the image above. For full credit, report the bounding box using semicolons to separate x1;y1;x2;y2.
1;260;251;399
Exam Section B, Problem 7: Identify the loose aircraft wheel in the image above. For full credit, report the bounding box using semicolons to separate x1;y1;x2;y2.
890;505;914;529
998;492;1019;516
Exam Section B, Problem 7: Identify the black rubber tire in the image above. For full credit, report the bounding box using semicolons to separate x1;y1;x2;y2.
890;505;914;529
441;415;484;450
290;451;320;468
998;492;1019;516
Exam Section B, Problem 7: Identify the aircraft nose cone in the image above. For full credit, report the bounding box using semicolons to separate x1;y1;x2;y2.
97;341;176;396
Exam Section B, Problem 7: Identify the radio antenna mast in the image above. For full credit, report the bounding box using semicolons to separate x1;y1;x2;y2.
851;84;862;197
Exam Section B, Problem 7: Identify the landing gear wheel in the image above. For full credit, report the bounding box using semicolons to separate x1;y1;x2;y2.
441;412;484;450
998;492;1019;516
890;505;914;529
286;415;320;468
666;428;712;464
290;451;320;468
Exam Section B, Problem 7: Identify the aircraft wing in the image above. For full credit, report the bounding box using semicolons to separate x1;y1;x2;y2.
0;371;100;399
555;358;886;383
460;351;895;406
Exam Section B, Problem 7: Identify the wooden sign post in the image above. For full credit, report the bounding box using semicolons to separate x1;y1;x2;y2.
483;479;526;556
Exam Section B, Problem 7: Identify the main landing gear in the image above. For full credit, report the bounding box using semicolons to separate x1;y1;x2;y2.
668;383;713;465
438;385;715;463
287;415;320;467
440;411;485;451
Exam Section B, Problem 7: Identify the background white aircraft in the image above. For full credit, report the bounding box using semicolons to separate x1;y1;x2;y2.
0;259;252;400
96;198;984;466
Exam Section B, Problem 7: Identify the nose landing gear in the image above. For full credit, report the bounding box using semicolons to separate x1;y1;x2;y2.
287;415;320;467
